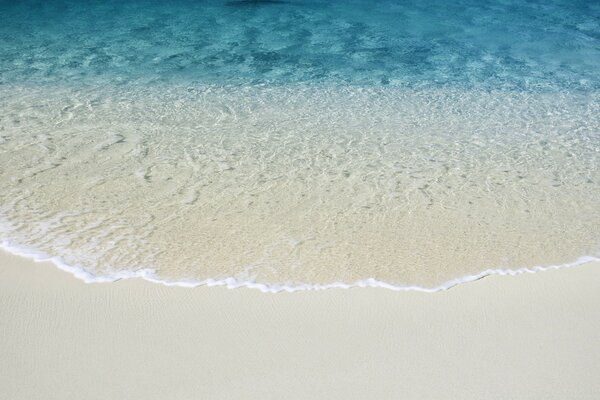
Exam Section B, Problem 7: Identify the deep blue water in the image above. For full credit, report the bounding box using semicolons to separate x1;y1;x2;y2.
1;0;599;90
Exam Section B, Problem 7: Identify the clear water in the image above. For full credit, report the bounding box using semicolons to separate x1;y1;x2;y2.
2;0;600;89
0;0;599;289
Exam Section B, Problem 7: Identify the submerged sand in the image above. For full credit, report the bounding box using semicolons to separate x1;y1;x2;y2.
1;85;599;287
1;250;599;399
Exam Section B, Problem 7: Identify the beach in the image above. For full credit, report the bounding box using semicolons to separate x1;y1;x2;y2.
1;1;600;398
2;249;599;399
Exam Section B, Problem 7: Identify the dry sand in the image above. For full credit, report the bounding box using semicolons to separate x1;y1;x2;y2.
1;249;599;399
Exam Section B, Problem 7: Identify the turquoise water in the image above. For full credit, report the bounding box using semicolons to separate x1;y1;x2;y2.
2;0;599;89
1;1;599;289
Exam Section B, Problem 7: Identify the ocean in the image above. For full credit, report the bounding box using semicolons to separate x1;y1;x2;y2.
1;0;599;291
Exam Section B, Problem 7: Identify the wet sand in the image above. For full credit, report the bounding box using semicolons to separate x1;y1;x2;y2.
1;249;599;399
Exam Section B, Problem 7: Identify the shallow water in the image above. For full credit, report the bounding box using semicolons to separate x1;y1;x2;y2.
1;0;599;289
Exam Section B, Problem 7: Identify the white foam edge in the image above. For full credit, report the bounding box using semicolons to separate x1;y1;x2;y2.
1;239;599;293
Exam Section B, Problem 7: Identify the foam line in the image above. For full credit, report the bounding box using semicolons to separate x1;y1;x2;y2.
1;240;598;293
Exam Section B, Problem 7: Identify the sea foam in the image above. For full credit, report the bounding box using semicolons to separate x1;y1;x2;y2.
1;239;599;293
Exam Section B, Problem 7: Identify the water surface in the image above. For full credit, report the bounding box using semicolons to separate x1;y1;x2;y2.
1;0;599;289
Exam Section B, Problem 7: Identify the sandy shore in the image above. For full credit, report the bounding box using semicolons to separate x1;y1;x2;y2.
1;250;599;399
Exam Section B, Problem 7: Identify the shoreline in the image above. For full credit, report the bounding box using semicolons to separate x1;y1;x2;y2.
2;240;599;293
1;249;599;399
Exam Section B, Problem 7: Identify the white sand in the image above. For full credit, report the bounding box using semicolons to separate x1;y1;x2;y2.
1;249;599;399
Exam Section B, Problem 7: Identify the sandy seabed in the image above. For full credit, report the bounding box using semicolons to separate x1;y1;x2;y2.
3;85;599;287
1;249;599;399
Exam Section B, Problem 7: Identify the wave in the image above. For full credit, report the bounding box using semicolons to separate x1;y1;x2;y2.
2;239;598;293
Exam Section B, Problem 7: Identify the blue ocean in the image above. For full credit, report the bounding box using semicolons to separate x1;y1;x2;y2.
0;0;599;290
2;0;599;89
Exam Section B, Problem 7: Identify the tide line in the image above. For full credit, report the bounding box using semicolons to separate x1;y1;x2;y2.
1;239;599;293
